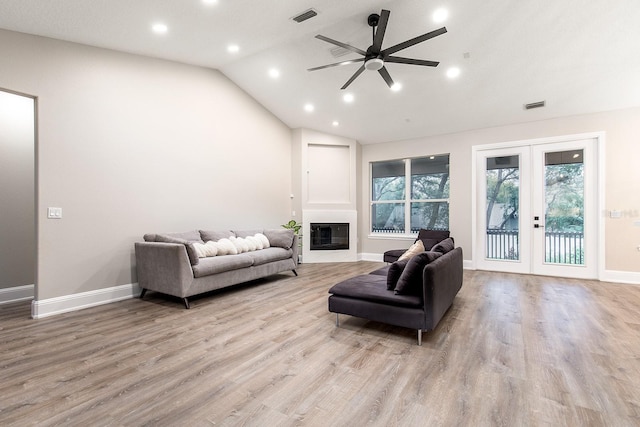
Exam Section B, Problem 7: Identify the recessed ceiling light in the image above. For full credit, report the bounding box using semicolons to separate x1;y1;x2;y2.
433;8;449;23
268;68;280;79
202;0;218;4
304;103;314;112
430;156;435;160
343;93;354;103
227;44;240;53
152;23;168;34
446;67;460;79
332;121;339;126
391;82;402;92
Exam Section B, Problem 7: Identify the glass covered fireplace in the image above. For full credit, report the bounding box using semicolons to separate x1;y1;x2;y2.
309;223;349;250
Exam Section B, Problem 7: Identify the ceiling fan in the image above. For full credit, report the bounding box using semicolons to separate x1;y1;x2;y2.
308;9;447;90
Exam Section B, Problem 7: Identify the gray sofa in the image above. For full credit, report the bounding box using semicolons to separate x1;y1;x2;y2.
328;240;463;345
135;229;298;308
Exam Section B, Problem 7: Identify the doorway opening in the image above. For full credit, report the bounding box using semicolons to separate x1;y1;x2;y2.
0;88;37;309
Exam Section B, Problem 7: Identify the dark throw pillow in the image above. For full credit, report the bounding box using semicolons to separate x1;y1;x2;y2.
431;237;455;255
394;251;442;296
414;229;449;250
386;259;409;290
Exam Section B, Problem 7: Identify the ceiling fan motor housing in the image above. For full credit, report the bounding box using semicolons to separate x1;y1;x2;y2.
365;58;384;71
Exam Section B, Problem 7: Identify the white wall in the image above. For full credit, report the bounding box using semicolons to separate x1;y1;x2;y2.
361;107;640;275
0;90;35;289
0;29;292;300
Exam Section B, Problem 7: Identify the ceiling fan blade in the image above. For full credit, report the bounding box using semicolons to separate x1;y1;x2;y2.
308;58;365;72
315;35;366;56
378;66;395;88
382;27;447;56
341;65;366;90
372;9;390;52
385;56;439;67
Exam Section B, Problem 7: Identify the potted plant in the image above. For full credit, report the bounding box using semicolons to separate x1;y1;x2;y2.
281;219;302;235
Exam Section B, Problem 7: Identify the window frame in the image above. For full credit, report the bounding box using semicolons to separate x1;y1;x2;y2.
370;155;450;237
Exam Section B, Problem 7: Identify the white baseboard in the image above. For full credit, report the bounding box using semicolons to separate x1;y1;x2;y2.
0;284;34;305
463;260;474;270
358;253;384;262
31;283;141;319
601;270;640;285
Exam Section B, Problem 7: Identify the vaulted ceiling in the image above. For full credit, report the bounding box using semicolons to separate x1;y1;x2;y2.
1;0;639;144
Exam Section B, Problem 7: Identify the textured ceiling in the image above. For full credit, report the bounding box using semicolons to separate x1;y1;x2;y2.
1;0;639;144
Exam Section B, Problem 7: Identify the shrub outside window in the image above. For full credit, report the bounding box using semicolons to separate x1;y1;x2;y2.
371;155;449;234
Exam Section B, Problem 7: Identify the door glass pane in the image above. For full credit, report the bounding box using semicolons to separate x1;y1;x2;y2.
485;155;520;260
544;150;584;265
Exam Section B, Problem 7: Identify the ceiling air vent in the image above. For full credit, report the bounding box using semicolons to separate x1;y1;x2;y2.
524;100;546;110
292;8;318;23
330;45;352;58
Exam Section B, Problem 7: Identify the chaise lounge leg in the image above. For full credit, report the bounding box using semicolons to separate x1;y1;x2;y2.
292;269;298;276
139;288;147;299
417;329;422;346
183;298;190;309
336;313;340;327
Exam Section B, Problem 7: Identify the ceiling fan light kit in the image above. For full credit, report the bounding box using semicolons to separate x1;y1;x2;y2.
308;9;447;90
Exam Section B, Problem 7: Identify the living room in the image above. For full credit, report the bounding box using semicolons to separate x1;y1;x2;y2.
1;1;639;425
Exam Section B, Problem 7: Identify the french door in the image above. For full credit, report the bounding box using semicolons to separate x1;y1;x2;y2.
475;138;598;279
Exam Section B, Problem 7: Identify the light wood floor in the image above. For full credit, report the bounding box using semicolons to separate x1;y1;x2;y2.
1;263;640;426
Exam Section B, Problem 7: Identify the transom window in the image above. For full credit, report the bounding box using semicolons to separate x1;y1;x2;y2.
371;155;450;234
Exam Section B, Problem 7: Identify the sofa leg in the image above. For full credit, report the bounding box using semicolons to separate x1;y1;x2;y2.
183;298;190;309
292;269;298;276
139;288;147;299
335;313;340;327
417;329;422;346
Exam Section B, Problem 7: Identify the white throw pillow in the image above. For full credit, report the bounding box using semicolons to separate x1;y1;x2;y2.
193;241;218;258
245;235;259;251
255;233;270;248
217;238;237;255
229;236;244;254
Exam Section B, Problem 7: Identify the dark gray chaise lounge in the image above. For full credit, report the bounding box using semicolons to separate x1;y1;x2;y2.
328;244;463;345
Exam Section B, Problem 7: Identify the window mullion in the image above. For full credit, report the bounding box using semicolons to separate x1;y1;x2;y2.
405;159;411;234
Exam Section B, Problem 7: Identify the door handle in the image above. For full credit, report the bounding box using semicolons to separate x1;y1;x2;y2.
534;224;544;228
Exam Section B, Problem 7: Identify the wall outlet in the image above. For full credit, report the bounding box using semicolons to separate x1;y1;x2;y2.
47;207;62;219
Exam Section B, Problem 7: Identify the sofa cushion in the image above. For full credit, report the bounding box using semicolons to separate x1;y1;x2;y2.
431;237;455;255
415;229;450;246
246;247;293;266
199;229;235;242
387;259;409;290
395;251;442;296
369;265;390;276
191;254;254;278
143;230;204;244
328;275;422;308
398;239;425;262
264;229;294;249
154;234;200;266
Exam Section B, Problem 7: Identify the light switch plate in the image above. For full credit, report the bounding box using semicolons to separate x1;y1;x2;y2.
47;207;62;219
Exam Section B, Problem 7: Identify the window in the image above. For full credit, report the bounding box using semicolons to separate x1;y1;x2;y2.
371;155;449;234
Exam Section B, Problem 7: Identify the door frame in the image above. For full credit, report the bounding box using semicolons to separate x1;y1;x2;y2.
471;132;605;279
